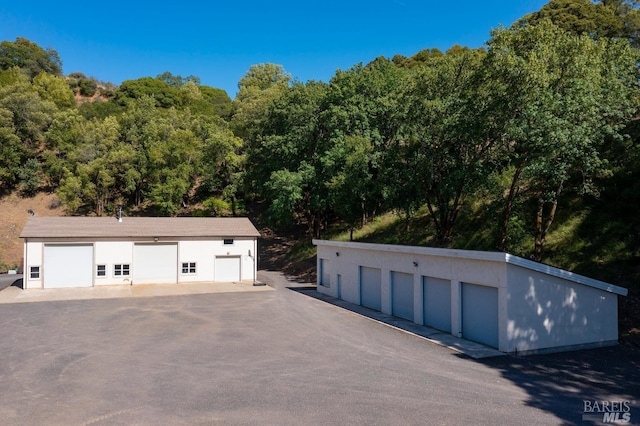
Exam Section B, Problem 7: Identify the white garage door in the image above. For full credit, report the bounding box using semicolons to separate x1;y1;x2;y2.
133;243;178;284
44;244;93;288
360;266;381;312
215;256;241;282
462;283;499;348
392;271;414;320
423;276;452;333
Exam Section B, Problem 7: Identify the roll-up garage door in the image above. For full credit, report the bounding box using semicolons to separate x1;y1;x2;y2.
423;276;451;333
320;258;330;287
44;244;93;288
392;271;414;320
215;256;241;282
462;283;499;348
360;266;381;311
133;243;178;284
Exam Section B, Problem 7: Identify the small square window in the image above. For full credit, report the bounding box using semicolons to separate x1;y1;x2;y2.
223;239;234;245
96;264;106;277
114;264;130;276
29;266;40;279
181;262;196;274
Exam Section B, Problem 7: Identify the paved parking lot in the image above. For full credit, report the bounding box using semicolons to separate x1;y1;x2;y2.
0;271;637;425
0;273;21;292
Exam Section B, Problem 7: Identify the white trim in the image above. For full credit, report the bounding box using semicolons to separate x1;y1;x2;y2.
28;265;40;280
114;264;130;277
96;264;107;278
181;261;197;275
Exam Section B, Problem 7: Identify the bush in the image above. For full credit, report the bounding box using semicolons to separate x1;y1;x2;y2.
18;158;42;196
78;78;97;96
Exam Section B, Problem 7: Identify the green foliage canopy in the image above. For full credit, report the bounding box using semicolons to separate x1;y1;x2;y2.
0;37;62;78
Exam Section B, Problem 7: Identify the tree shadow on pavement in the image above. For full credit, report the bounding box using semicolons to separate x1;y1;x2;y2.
478;344;640;425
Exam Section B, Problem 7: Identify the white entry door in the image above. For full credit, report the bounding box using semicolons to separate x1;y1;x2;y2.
133;243;178;284
44;244;93;288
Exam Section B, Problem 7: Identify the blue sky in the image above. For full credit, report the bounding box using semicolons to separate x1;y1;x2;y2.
1;1;548;98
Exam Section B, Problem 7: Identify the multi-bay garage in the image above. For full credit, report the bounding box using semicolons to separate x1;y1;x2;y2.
21;217;260;289
314;240;628;355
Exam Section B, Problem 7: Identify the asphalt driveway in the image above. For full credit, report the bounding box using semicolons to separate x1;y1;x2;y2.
0;273;21;291
0;271;637;425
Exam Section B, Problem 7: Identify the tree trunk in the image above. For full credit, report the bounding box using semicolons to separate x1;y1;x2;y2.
498;161;526;252
533;181;564;262
425;199;442;243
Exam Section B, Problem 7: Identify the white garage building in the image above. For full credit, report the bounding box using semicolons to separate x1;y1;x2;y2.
314;240;628;355
20;217;260;289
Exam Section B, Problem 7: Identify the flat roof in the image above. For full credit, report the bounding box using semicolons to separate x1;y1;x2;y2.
20;217;261;239
313;239;628;297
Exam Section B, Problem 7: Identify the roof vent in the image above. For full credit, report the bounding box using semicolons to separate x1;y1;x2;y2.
117;205;123;223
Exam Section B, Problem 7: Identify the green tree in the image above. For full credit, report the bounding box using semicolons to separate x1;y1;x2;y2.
196;116;244;214
43;109;89;187
0;68;56;147
486;20;639;260
33;72;75;109
0;37;62;78
0;67;56;191
117;96;167;206
231;63;290;140
0;108;22;190
17;158;42;195
322;57;407;225
519;0;640;46
156;71;201;87
57;116;130;215
199;86;232;119
254;81;329;235
147;127;201;215
114;77;180;108
398;49;493;244
328;136;374;239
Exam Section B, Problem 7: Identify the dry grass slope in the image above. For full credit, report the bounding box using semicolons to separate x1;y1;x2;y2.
0;192;65;271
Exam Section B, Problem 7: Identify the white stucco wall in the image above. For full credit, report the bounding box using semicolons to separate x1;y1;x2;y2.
314;240;627;354
95;241;134;285
23;237;258;289
178;238;256;283
24;241;44;289
505;264;619;353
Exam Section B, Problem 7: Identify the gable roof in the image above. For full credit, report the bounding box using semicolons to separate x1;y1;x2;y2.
20;217;260;239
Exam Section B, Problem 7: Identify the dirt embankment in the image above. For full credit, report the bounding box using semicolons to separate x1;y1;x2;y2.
0;192;64;271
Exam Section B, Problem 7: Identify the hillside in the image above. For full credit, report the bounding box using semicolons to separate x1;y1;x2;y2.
0;192;65;270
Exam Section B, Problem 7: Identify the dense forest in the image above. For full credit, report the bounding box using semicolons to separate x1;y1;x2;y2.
1;0;640;306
